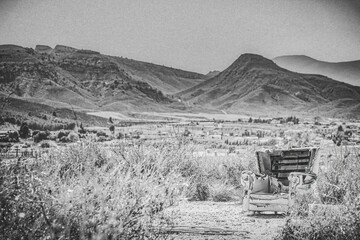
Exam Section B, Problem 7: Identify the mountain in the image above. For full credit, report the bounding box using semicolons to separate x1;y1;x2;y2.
2;44;360;120
273;55;360;87
179;54;360;118
0;44;206;115
205;70;220;79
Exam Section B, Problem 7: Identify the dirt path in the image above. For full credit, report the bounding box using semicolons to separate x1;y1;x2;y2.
166;200;286;240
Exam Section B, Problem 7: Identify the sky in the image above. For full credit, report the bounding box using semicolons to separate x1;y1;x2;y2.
0;0;359;73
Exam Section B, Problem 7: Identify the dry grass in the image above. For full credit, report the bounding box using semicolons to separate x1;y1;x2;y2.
0;139;188;239
0;138;255;239
278;146;360;240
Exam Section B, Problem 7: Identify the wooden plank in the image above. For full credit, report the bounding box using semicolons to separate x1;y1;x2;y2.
276;165;307;171
271;169;306;173
249;203;288;212
277;173;290;178
250;194;288;201
271;156;311;161
273;160;310;165
250;198;289;206
283;150;310;157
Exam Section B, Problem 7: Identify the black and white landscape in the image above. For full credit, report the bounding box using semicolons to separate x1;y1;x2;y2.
1;1;360;240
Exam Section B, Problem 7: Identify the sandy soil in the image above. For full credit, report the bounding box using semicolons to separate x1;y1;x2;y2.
166;200;286;240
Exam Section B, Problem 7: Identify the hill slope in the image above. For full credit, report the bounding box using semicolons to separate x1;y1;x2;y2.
179;54;360;118
0;44;205;114
273;55;360;87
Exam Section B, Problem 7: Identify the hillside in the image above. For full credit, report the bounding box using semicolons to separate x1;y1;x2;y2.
179;54;360;118
2;44;360;120
273;55;360;87
0;44;206;115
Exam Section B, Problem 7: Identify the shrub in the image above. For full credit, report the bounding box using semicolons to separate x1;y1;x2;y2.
68;131;79;142
278;147;360;239
96;131;107;137
40;141;50;148
57;130;70;139
33;131;50;143
32;130;39;136
97;136;108;142
0;140;187;239
59;136;69;143
210;182;236;202
116;132;124;139
109;125;115;134
7;131;20;142
187;179;210;201
19;122;30;138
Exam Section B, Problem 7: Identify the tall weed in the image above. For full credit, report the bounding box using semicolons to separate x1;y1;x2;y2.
279;146;360;240
0;139;187;239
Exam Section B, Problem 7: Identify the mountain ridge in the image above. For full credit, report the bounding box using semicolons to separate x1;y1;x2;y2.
0;44;207;115
178;54;360;118
273;55;360;87
2;45;360;119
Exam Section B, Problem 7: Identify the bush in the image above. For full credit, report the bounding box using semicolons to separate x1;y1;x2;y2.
32;130;39;136
97;136;108;142
19;122;30;138
187;180;210;201
57;130;70;139
40;141;50;148
109;125;115;134
0;140;187;239
68;131;79;142
96;131;107;137
210;182;236;202
280;203;360;240
278;147;360;239
9;131;20;142
59;136;69;143
33;131;50;143
116;132;124;139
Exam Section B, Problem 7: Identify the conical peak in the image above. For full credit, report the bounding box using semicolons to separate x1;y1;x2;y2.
229;53;279;70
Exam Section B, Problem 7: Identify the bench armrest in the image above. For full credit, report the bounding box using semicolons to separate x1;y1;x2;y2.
240;171;254;194
240;170;267;195
288;172;317;193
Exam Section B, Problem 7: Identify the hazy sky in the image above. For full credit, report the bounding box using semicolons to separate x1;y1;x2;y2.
0;0;359;73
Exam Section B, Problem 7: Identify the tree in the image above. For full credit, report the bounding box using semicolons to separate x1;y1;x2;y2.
248;117;253;123
338;125;344;132
109;117;113;124
19;122;30;139
109;125;115;134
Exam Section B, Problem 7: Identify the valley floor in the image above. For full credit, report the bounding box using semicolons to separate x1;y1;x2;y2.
166;200;286;240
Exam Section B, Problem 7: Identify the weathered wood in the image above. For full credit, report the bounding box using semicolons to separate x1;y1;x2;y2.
273;159;310;164
250;194;288;201
247;147;319;214
276;165;307;171
163;225;249;235
249;203;288;212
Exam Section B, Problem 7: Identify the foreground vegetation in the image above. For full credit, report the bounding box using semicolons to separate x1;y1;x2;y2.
0;138;254;239
1;122;360;240
279;146;360;240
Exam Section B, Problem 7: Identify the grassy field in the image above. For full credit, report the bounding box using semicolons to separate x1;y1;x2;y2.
1;115;360;239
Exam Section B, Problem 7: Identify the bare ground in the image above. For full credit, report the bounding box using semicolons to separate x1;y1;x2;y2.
166;200;286;240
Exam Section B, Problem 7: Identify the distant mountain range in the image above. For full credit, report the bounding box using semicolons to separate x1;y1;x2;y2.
178;54;360;118
273;55;360;87
1;44;360;119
